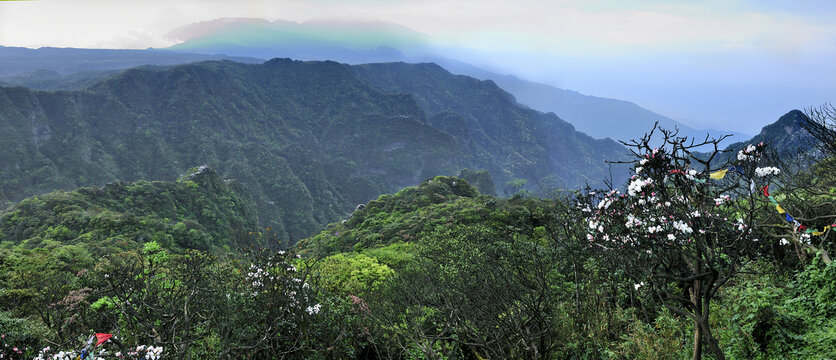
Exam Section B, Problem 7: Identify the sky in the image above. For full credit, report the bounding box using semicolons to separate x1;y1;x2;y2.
1;0;835;134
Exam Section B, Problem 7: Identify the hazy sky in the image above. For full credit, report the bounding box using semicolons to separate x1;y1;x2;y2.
1;0;835;133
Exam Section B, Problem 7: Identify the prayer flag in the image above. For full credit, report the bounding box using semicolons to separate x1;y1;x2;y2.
776;205;786;214
710;169;728;179
95;333;113;347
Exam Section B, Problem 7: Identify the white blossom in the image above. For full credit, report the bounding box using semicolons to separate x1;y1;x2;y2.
673;220;693;234
306;303;322;315
634;282;645;290
628;178;653;196
755;167;781;177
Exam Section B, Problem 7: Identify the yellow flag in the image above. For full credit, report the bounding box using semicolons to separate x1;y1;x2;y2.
710;169;728;179
776;205;786;214
812;227;828;236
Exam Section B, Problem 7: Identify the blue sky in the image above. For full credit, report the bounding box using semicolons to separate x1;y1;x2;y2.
1;0;834;133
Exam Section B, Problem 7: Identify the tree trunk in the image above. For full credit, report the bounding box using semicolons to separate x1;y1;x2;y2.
700;309;726;360
691;279;702;360
692;320;702;360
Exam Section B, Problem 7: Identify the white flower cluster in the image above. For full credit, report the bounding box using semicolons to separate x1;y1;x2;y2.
34;344;162;360
779;238;789;246
633;282;645;290
714;195;730;206
247;265;274;287
37;349;75;360
137;345;163;360
306;303;322;315
628;178;653;196
597;197;615;210
647;225;663;234
686;169;698;180
588;220;604;233
754;167;780;177
672;220;693;234
737;144;758;161
625;214;643;228
736;218;748;231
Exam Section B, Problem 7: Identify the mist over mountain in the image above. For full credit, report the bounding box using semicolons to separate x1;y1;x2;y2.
161;18;751;144
0;18;755;148
0;45;260;77
0;58;627;238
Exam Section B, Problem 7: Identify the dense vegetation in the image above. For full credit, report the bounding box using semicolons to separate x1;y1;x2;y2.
2;122;834;358
0;59;627;239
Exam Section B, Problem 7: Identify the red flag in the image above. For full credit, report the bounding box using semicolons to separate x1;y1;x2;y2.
95;333;113;347
762;185;769;197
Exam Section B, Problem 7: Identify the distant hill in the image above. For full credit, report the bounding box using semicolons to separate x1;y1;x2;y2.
723;110;817;157
0;59;627;238
0;45;260;77
724;110;822;168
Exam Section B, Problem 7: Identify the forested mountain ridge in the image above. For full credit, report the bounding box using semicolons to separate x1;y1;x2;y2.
0;166;258;252
0;58;626;238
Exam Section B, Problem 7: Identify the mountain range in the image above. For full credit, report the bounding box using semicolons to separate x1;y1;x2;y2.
0;18;751;146
0;59;628;238
164;18;752;144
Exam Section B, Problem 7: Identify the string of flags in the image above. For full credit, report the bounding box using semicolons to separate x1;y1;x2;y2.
705;165;833;237
761;185;835;237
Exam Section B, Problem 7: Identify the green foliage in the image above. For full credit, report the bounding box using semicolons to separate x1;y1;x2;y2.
617;309;691;360
310;253;394;296
456;168;496;196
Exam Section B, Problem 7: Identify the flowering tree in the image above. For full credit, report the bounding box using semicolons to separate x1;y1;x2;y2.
582;127;777;360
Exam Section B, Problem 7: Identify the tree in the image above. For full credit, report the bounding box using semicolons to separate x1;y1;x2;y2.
372;221;569;359
582;126;773;360
768;105;836;265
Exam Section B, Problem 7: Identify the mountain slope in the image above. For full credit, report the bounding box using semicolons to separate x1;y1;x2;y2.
0;59;625;238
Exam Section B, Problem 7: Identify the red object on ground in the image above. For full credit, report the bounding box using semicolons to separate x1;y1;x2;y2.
95;333;113;347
